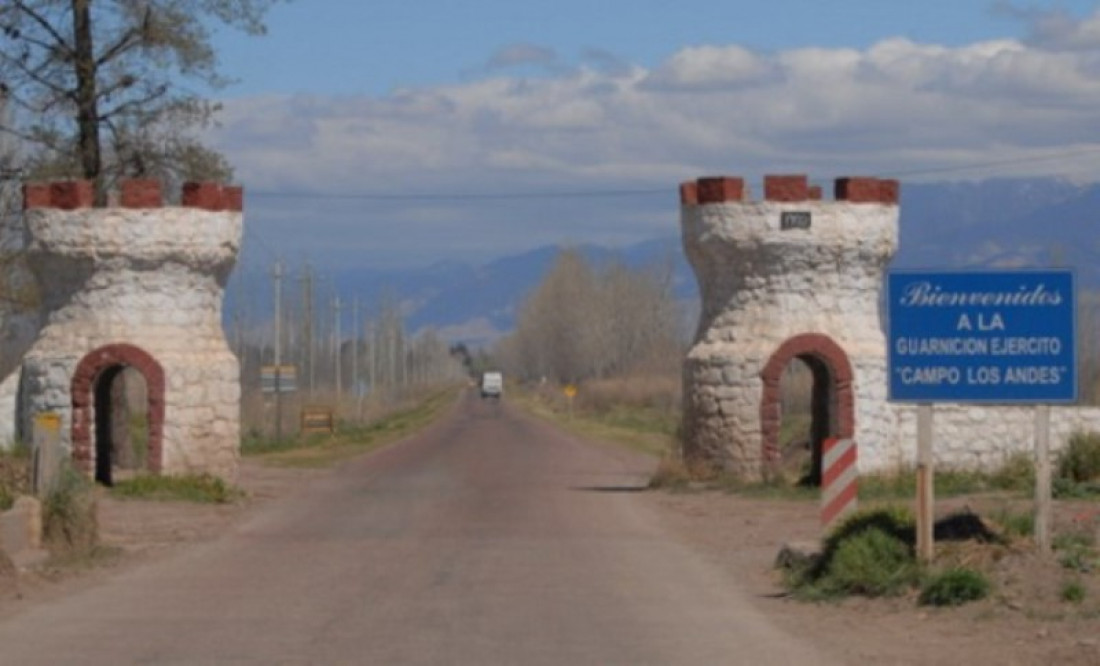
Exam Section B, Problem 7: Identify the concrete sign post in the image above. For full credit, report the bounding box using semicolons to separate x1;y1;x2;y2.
888;270;1076;558
32;412;62;496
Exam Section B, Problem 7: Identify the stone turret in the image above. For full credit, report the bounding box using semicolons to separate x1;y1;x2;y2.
15;179;242;481
680;174;899;479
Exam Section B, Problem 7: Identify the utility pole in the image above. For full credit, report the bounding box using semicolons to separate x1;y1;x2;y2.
352;297;359;409
334;295;342;408
301;265;314;399
273;258;284;442
367;320;376;405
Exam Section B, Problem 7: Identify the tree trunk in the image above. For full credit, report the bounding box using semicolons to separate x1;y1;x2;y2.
71;0;103;203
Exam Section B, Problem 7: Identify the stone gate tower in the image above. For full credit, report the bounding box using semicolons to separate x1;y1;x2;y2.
680;175;899;480
14;180;242;482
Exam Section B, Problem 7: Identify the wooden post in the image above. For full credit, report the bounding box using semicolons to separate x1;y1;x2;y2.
916;404;935;562
1034;404;1052;554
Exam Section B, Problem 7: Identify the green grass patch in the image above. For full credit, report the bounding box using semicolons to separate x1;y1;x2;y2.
110;474;242;504
919;568;991;607
1061;579;1087;604
1053;478;1100;499
1054;530;1099;573
990;506;1034;539
245;387;460;467
860;456;1035;502
646;453;819;499
782;507;921;600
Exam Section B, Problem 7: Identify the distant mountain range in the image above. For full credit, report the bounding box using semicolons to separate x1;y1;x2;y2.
235;178;1100;347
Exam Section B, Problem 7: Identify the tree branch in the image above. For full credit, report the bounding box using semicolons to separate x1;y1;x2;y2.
95;24;145;68
0;53;71;99
10;1;75;61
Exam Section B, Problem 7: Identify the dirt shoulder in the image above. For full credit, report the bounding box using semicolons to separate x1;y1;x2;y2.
643;489;1100;666
0;459;322;620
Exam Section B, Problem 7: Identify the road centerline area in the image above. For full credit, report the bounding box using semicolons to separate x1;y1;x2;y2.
0;394;837;665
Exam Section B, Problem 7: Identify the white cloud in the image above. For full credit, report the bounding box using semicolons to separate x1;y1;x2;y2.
212;19;1100;268
643;45;779;91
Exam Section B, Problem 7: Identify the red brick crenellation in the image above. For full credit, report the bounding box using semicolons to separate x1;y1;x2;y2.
23;180;243;212
694;177;745;204
679;174;899;205
835;177;899;204
120;179;162;208
764;174;809;202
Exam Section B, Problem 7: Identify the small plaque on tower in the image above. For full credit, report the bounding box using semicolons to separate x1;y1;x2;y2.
780;211;812;230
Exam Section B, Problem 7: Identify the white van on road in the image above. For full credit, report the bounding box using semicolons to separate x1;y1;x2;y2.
480;372;503;399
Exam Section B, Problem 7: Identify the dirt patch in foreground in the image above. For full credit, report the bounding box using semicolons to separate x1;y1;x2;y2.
644;490;1100;666
0;460;321;620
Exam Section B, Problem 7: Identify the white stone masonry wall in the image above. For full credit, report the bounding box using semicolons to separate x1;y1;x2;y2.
12;180;242;481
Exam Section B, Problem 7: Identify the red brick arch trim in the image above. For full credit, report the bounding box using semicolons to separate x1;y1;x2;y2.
70;344;165;474
759;333;855;462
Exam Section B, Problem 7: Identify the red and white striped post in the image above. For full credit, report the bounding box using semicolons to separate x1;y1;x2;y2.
821;437;858;531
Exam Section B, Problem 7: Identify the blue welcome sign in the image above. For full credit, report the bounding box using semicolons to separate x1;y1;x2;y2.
887;270;1076;403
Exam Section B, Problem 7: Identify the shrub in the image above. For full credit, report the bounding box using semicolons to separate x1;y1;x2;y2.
826;527;920;597
783;507;919;599
1054;531;1098;573
919;568;991;606
42;464;98;556
0;447;32;511
1059;431;1100;483
822;506;916;554
1061;580;1087;604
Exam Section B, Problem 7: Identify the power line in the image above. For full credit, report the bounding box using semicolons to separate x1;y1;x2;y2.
241;145;1100;204
245;187;669;202
878;146;1100;180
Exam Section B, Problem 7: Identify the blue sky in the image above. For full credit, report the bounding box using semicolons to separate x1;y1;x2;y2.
204;1;1100;271
214;1;1087;96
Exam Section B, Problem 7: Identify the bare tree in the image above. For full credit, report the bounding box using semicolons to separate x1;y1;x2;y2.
502;248;683;385
0;91;41;377
0;0;280;199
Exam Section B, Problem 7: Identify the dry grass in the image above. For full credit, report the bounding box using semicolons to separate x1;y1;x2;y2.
575;374;681;414
516;373;682;458
240;384;454;440
244;385;461;467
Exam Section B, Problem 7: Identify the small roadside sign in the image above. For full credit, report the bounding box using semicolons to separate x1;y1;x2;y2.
261;365;298;393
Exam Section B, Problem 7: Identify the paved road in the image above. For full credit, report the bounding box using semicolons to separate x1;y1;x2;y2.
0;393;837;665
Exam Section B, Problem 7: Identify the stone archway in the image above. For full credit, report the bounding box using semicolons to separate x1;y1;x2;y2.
71;344;165;479
760;333;855;484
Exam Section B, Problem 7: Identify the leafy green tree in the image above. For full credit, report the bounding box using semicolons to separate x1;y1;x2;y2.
0;0;281;200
